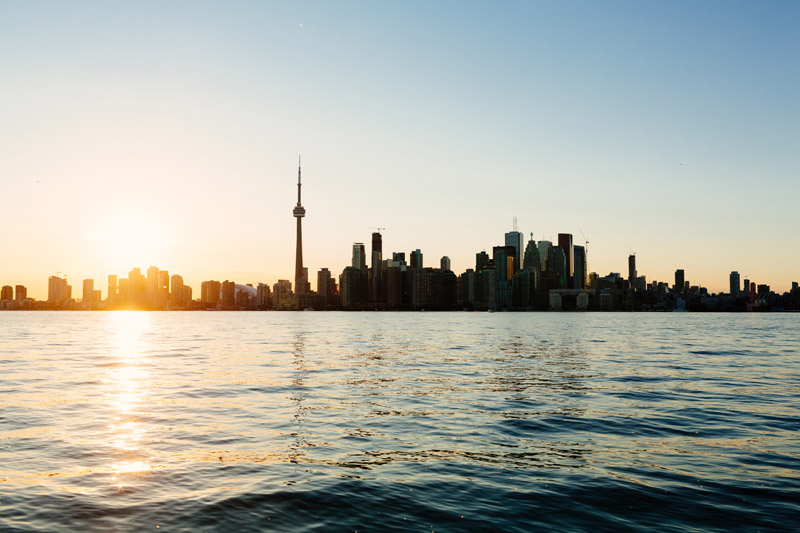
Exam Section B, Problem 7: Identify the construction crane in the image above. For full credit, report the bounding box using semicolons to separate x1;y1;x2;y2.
579;227;589;253
368;227;386;233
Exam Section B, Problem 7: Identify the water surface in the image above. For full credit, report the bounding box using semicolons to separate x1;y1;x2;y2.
1;312;798;531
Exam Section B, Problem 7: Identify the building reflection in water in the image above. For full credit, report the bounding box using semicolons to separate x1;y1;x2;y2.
288;332;309;465
104;312;153;487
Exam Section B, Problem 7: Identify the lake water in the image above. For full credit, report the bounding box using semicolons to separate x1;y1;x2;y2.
1;311;798;531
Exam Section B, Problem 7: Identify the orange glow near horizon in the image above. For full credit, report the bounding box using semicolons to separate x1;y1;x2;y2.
90;212;170;272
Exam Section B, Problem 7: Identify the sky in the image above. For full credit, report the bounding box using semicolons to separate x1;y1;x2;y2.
2;1;799;299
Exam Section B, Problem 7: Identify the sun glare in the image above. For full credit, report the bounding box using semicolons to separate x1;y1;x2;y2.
92;212;168;268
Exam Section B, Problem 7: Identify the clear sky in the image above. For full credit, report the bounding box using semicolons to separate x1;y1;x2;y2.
2;1;798;299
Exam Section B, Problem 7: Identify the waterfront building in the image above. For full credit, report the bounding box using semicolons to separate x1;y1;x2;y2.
108;275;117;304
1;286;12;301
441;256;451;271
340;267;368;308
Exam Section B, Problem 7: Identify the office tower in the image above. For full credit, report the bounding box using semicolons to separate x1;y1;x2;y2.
293;157;307;294
504;219;523;275
574;245;586;289
221;280;236;308
552;247;567;288
557;233;574;287
0;286;12;301
317;268;333;305
523;237;540;271
393;252;406;263
352;243;367;270
410;249;423;269
730;271;741;298
340;267;368;308
492;246;516;282
628;255;637;285
537;241;552;272
108;275;117;302
441;256;451;271
675;269;685;293
371;232;383;302
353;243;366;271
48;275;70;304
82;279;95;302
15;285;27;302
476;251;490;272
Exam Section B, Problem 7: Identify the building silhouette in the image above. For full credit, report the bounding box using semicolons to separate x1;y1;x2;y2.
293;157;309;295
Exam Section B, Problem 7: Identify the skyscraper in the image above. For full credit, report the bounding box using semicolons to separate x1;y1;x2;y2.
730;271;741;298
293;157;308;294
504;219;523;275
628;255;637;285
371;232;383;302
557;233;574;287
352;243;367;269
675;269;685;293
574;245;586;289
440;256;451;271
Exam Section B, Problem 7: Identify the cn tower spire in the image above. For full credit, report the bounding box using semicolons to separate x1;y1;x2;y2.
293;155;306;294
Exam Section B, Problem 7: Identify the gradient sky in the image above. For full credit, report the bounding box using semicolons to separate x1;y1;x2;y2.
2;1;799;299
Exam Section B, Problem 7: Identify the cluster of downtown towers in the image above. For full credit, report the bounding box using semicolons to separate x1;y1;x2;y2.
3;163;797;311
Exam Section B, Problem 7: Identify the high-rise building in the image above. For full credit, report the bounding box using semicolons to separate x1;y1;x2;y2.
293;157;308;294
410;249;423;270
257;283;272;308
221;280;236;308
15;285;27;302
48;275;70;305
537;241;552;272
505;220;523;275
0;286;12;301
440;256;451;271
628;255;637;285
574;245;586;289
108;275;118;303
551;247;567;288
675;269;685;293
201;280;221;307
82;279;95;302
352;243;367;270
557;233;574;287
476;251;490;272
522;238;541;272
730;271;741;298
371;232;383;302
317;268;334;306
272;279;293;308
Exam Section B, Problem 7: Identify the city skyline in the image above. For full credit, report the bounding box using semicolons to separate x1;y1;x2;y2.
2;2;799;297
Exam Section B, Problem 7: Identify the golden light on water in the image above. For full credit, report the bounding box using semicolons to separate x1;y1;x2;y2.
105;312;153;485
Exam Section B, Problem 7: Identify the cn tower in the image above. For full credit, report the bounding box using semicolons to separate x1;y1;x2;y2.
293;156;306;293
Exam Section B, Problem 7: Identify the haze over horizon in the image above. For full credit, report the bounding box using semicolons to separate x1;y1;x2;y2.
2;1;798;299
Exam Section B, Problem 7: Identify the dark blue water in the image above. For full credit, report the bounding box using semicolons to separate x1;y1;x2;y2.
1;312;798;531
